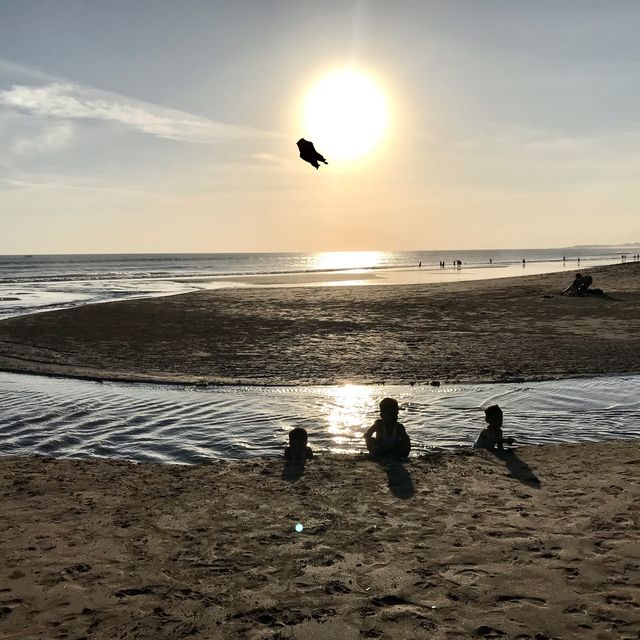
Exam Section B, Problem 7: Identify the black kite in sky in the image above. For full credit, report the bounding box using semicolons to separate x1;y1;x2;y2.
296;138;328;169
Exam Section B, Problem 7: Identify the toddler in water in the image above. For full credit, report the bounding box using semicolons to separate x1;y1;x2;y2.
284;427;314;462
364;397;411;458
474;404;514;451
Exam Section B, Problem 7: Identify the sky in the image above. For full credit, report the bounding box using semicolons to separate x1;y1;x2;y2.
1;0;639;253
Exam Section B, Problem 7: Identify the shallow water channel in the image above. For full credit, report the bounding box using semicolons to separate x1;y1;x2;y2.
0;372;639;464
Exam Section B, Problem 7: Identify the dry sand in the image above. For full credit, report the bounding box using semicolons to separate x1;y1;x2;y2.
1;442;639;639
1;262;640;386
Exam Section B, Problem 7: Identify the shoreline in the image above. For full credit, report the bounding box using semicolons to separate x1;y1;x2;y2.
2;441;639;638
1;262;639;386
0;362;639;389
2;257;621;324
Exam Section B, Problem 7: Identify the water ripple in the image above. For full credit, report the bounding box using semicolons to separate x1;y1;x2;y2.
0;372;639;464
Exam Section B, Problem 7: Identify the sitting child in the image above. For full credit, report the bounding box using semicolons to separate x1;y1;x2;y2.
474;404;515;451
284;427;314;462
364;397;411;458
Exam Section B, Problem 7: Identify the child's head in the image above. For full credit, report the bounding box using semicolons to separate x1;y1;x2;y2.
484;404;503;429
288;427;308;448
379;397;399;425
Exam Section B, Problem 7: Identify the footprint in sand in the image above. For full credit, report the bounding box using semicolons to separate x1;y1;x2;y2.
563;604;589;614
114;586;155;597
474;625;507;637
604;593;638;607
64;563;91;577
371;595;411;607
495;594;547;606
370;594;437;612
563;567;580;579
324;580;351;594
310;608;336;622
446;567;493;586
7;571;25;580
231;607;307;627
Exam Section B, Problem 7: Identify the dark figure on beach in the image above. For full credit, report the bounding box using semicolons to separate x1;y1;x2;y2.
284;427;314;462
561;273;597;295
474;405;514;451
296;138;328;169
364;397;411;458
419;261;422;269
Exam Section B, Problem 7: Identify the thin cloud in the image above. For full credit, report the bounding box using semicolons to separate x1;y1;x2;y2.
12;121;74;155
250;152;298;167
0;82;278;143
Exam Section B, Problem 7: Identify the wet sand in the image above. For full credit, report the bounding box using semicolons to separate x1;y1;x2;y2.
1;441;639;639
0;262;639;385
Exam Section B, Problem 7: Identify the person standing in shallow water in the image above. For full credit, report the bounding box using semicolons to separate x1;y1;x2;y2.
364;397;411;458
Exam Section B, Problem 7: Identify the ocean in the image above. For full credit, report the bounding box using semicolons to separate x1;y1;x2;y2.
0;246;635;318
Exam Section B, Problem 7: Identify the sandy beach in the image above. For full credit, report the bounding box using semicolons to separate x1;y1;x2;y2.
0;441;638;639
1;260;639;638
0;262;639;386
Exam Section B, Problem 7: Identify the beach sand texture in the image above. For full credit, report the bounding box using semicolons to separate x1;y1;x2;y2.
1;262;640;385
1;442;639;639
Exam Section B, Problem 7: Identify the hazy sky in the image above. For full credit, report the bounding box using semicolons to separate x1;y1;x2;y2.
1;1;639;253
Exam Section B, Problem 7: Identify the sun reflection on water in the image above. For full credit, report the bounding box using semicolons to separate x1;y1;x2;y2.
311;251;387;272
324;384;375;452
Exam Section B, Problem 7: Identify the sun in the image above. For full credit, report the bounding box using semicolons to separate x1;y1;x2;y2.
302;68;389;163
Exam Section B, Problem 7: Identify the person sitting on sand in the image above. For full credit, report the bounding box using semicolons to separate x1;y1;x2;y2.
474;404;514;451
364;397;411;458
561;273;593;295
284;427;314;462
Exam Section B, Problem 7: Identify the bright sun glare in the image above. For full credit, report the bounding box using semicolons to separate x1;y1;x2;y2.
303;68;389;162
